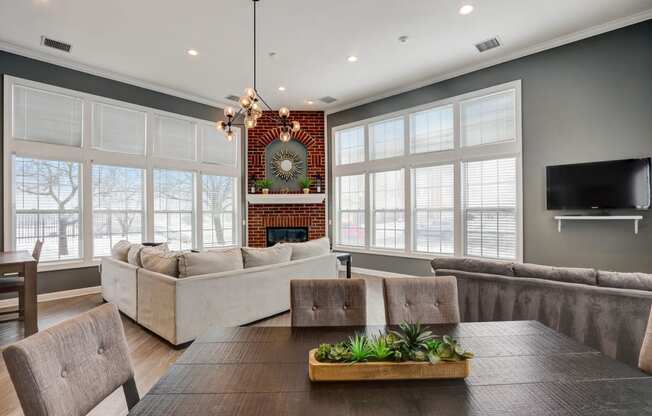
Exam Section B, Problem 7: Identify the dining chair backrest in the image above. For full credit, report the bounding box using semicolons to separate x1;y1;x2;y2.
2;303;139;416
639;306;652;373
383;276;461;325
32;240;43;263
291;279;366;327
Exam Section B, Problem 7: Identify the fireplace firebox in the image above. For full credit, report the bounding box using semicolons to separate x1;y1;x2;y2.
266;227;308;247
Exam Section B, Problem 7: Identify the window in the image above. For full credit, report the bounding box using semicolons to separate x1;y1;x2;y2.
13;157;81;262
335;126;365;165
336;174;365;247
202;175;236;247
154;115;196;161
461;89;516;147
371;169;405;249
92;165;144;257
154;169;194;250
332;81;521;260
92;103;147;154
13;85;82;147
370;118;404;160
463;158;517;260
410;105;454;153
412;164;454;254
202;126;238;166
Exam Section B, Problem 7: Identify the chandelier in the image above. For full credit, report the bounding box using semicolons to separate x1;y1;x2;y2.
217;0;301;143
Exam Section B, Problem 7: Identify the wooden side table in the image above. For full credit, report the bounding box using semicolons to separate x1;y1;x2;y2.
0;251;38;336
335;252;351;279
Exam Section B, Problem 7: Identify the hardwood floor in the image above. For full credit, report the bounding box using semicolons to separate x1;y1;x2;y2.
0;273;387;416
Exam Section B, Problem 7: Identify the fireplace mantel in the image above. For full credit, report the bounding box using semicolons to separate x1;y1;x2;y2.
247;193;326;205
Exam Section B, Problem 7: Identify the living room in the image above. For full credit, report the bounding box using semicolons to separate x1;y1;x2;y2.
1;1;652;415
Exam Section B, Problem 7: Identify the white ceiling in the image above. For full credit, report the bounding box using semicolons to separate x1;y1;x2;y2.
1;0;651;111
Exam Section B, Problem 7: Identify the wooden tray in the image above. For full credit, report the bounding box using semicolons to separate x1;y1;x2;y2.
308;349;470;382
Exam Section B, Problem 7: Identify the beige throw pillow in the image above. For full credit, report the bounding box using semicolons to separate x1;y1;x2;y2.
241;244;292;268
283;237;330;260
111;240;132;262
140;246;180;277
178;248;244;278
127;244;145;267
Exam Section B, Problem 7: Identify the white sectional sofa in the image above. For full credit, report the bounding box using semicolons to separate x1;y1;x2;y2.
101;239;339;345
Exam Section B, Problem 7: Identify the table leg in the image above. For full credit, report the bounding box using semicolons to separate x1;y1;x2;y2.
346;258;351;279
23;261;38;336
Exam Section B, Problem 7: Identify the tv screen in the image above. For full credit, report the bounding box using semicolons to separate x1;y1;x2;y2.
546;158;651;210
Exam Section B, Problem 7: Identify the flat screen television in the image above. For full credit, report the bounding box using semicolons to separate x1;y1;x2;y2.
546;158;651;210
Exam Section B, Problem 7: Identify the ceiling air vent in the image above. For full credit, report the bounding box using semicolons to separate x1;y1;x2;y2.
475;37;501;53
319;96;337;104
224;94;240;102
41;36;72;53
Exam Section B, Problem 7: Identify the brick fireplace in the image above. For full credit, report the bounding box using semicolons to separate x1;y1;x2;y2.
246;111;327;247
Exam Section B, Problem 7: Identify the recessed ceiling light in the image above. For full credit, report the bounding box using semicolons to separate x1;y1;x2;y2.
187;49;199;56
347;55;358;63
278;86;286;91
459;4;474;15
398;35;409;44
305;99;314;105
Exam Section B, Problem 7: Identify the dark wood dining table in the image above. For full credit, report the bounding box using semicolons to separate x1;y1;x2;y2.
129;321;652;415
0;251;38;336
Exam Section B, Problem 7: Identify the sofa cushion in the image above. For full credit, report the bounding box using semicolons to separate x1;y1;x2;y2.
140;246;180;277
284;237;330;260
431;256;514;276
111;240;131;262
178;248;244;278
241;244;292;268
598;270;652;291
127;244;144;267
513;263;597;286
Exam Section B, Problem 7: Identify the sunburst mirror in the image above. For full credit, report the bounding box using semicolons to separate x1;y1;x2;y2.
271;148;303;181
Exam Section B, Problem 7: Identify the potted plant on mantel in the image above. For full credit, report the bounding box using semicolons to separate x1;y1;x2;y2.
255;178;273;194
299;177;313;194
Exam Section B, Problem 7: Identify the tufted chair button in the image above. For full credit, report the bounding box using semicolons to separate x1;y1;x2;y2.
434;301;441;307
98;347;104;355
404;302;410;307
312;305;318;311
343;304;348;310
61;369;67;378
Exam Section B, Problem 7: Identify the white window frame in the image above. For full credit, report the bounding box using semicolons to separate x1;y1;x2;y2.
331;80;523;261
3;76;242;271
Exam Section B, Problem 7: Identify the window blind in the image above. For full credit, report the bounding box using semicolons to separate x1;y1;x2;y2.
202;126;238;166
372;169;405;249
335;126;365;165
92;165;144;256
92;103;147;155
13;85;82;147
202;175;236;247
410;105;454;154
412;164;454;254
463;157;517;260
154;116;196;161
153;169;194;250
461;89;516;147
370;118;404;160
336;174;365;246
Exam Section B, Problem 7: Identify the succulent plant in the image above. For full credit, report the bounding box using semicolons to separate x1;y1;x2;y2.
389;322;435;352
299;176;313;189
367;333;394;361
426;335;474;363
347;333;373;363
314;342;352;363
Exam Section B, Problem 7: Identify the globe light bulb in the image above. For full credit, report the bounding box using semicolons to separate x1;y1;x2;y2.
291;120;301;132
279;131;291;142
252;108;263;119
278;107;290;118
224;107;235;118
216;120;227;131
245;116;257;129
225;130;235;142
239;96;252;109
251;101;262;112
244;87;257;100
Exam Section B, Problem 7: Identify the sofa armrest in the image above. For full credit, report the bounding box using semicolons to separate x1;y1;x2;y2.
100;257;138;319
137;268;179;344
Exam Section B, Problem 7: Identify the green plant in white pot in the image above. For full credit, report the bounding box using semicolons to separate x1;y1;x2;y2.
255;178;273;194
300;177;313;194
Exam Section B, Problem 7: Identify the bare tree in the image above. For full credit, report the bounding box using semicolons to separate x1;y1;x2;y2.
92;166;143;240
203;176;234;245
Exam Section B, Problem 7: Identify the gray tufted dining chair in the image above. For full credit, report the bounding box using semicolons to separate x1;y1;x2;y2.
383;276;461;325
2;303;139;416
639;306;652;373
290;279;366;326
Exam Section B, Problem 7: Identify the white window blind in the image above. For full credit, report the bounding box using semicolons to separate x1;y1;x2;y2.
410;105;454;154
370;118;404;160
202;175;236;247
154;116;196;161
461;89;516;147
92;103;147;155
13;157;81;261
335;126;365;165
412;164;454;254
371;169;405;249
463;157;517;260
92;165;144;257
202;126;238;166
153;169;194;250
13;85;82;147
336;174;365;246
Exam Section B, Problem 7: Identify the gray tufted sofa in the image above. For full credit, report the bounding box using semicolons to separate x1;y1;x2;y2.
431;257;652;366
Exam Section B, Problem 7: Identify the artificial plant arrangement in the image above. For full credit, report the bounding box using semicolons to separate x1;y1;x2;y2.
299;176;313;193
255;178;273;194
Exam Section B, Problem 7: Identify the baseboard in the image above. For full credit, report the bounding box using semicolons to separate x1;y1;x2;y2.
351;267;417;279
0;286;102;309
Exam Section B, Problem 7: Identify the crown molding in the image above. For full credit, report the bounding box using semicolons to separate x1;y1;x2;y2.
0;40;229;109
326;9;652;115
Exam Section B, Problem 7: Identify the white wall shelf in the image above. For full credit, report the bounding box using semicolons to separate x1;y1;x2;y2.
554;215;643;234
247;193;326;205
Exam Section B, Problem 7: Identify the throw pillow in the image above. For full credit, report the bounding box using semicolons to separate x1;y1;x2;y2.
111;240;132;262
127;244;145;267
178;248;244;278
241;244;292;268
140;246;180;277
283;237;330;260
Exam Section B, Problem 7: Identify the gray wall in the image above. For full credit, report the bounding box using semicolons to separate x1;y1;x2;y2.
328;20;652;275
0;50;242;296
